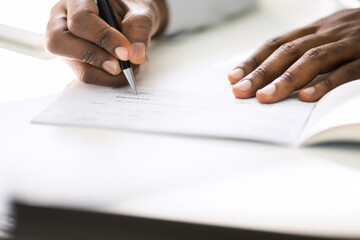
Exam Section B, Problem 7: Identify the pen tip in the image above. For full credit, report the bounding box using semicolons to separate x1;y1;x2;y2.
123;68;137;95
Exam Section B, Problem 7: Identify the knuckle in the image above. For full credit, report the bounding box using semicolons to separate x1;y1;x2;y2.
346;68;358;78
322;79;334;89
44;33;56;54
305;48;326;61
94;27;113;48
264;37;283;51
343;62;360;79
81;47;98;65
50;0;67;16
242;56;260;70
254;66;269;79
68;12;87;33
326;25;345;36
45;28;63;55
123;12;154;32
329;41;348;54
279;42;298;55
249;56;260;68
281;71;296;84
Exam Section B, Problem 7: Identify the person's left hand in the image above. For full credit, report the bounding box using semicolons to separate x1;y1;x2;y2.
228;8;360;103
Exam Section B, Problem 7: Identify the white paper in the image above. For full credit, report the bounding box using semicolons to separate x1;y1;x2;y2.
299;80;360;145
32;82;315;146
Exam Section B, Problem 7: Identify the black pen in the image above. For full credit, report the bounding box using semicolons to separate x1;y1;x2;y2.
96;0;137;94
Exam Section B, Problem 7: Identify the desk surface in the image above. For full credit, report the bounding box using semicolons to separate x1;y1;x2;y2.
1;0;360;239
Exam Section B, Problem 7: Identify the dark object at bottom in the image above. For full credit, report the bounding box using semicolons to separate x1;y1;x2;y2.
9;202;349;240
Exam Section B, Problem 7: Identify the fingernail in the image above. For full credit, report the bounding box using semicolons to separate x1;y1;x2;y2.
132;42;146;60
115;47;129;61
302;87;315;96
234;79;252;91
229;68;245;81
102;60;120;75
139;60;149;72
259;84;276;96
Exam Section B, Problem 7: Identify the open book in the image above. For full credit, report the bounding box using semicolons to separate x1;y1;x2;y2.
298;79;360;145
32;79;360;146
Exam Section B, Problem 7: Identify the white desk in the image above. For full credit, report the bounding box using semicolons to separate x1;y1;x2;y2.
1;0;360;239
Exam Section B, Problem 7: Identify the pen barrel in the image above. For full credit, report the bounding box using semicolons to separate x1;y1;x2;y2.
97;0;132;70
97;0;121;31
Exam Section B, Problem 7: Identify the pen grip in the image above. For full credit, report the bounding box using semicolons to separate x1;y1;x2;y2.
97;0;131;70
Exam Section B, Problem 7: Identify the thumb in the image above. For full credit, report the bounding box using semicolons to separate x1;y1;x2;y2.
121;10;155;64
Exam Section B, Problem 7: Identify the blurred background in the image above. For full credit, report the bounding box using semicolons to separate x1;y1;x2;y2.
0;0;359;102
0;0;75;103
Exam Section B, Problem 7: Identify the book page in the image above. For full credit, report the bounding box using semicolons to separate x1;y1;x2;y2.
32;81;315;146
299;80;360;145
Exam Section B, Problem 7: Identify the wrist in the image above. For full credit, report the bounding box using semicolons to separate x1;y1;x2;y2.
152;0;168;37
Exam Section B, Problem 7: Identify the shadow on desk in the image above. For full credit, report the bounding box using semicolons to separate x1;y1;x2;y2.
8;202;354;240
305;142;360;170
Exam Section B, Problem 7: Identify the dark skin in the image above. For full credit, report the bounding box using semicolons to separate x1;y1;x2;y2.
45;0;168;87
229;8;360;103
46;3;360;103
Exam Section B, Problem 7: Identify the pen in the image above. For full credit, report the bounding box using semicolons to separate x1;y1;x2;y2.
95;0;137;95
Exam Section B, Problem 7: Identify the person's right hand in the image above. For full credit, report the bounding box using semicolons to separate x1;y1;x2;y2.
46;0;168;87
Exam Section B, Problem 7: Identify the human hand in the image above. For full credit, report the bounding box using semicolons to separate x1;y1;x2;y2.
46;0;168;86
228;8;360;103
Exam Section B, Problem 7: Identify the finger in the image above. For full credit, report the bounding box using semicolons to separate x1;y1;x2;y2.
299;58;360;102
232;33;335;99
65;59;140;87
121;9;155;64
256;39;360;103
46;6;121;75
228;25;318;84
66;0;133;61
